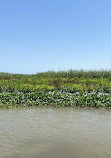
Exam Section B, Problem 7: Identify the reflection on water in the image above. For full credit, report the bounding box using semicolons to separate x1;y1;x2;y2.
0;107;111;158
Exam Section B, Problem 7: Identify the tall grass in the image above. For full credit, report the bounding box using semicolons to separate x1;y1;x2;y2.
34;70;111;79
0;69;111;79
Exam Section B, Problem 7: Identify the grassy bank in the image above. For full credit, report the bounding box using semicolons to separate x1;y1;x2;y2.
0;70;111;108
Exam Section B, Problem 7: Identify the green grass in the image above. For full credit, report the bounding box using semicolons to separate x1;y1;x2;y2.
0;70;111;108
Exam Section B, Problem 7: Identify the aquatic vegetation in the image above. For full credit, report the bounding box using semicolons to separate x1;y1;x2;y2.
0;70;111;108
0;91;111;108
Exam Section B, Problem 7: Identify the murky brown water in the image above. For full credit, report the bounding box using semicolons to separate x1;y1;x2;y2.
0;106;111;158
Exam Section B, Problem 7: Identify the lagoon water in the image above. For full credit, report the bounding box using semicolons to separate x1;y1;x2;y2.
0;106;111;158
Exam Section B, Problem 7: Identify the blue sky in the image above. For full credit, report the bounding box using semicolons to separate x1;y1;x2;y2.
0;0;111;74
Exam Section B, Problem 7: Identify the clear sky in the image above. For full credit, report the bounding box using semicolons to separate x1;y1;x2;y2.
0;0;111;74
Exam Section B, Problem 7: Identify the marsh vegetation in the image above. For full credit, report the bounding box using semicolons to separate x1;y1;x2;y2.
0;70;111;108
